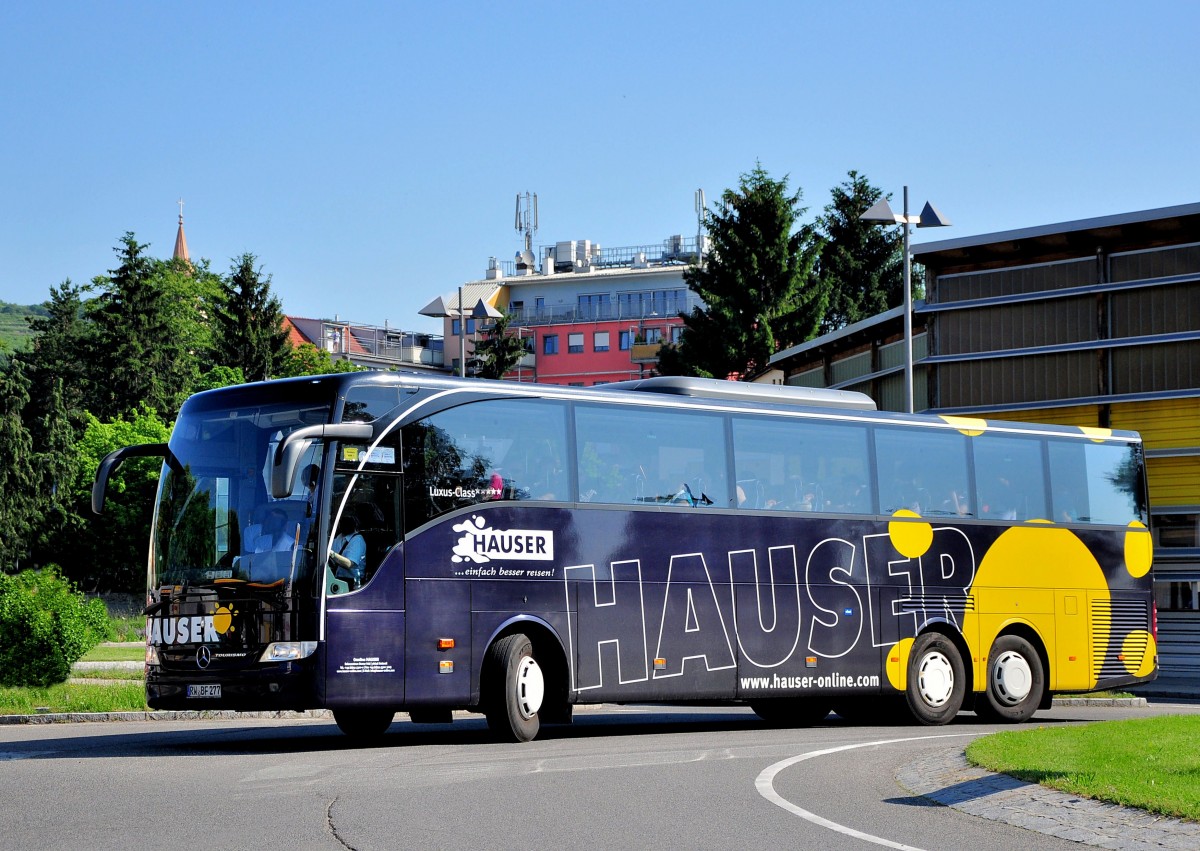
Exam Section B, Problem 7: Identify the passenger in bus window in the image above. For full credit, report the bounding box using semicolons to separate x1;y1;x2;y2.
330;512;366;588
251;507;294;552
301;464;320;517
980;473;1016;520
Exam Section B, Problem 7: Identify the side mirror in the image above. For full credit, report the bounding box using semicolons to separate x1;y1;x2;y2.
269;423;375;498
92;443;171;516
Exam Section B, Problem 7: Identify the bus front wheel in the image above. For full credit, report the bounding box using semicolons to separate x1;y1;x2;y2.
484;633;543;742
976;635;1044;723
905;632;965;725
333;708;395;741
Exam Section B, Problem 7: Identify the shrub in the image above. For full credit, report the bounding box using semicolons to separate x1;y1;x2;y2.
0;567;109;687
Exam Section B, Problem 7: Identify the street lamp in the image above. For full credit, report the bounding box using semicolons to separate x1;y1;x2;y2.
860;186;951;413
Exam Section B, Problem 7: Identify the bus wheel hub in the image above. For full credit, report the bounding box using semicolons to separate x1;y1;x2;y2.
993;650;1032;704
515;656;544;719
917;651;954;707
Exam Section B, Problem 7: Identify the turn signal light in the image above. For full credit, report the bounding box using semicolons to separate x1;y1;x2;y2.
437;638;455;650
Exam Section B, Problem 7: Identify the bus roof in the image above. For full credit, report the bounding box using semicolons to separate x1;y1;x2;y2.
600;376;878;411
204;371;1142;444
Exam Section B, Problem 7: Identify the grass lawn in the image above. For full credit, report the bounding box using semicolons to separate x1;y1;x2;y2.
70;668;145;681
80;644;145;663
0;682;147;715
967;715;1200;822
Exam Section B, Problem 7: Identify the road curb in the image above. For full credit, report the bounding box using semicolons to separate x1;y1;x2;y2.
0;697;1145;725
0;709;334;725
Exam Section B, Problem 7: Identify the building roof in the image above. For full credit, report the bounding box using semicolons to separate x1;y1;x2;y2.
913;202;1200;271
768;303;916;366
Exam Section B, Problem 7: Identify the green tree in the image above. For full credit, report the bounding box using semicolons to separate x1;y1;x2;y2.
212;253;291;382
29;378;82;563
157;255;224;393
660;164;825;380
815;171;906;334
468;312;529;379
21;280;94;435
69;407;171;592
88;233;195;420
0;360;37;570
277;342;364;377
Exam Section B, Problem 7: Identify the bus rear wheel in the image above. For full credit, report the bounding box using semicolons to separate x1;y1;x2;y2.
333;708;395;740
976;635;1044;723
484;633;544;742
750;698;830;726
905;632;965;725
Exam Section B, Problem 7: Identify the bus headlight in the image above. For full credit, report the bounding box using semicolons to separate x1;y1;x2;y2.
259;641;318;663
146;645;160;666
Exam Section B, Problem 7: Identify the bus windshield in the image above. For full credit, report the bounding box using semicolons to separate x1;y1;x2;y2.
151;391;333;591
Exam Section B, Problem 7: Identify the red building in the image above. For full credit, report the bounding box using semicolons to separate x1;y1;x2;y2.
421;236;704;385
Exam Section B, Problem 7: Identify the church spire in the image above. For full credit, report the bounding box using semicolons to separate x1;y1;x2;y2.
173;198;190;264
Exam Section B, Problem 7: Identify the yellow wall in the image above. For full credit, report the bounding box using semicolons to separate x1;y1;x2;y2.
979;399;1200;506
985;405;1101;428
1112;399;1200;507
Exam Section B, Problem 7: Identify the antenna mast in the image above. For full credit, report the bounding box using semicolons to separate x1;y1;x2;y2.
515;192;538;253
694;188;706;265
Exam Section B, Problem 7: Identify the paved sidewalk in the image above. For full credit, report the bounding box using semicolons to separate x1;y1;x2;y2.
897;748;1200;851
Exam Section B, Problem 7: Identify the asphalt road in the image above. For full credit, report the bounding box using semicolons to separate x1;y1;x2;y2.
1;702;1196;851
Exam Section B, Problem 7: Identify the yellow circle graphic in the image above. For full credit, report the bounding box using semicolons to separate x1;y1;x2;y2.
1123;631;1156;678
889;509;933;558
1124;521;1152;578
212;604;236;635
962;524;1109;690
938;415;987;437
885;638;914;691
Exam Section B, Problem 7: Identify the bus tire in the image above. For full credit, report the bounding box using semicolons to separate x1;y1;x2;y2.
750;698;830;726
333;708;394;740
978;635;1044;723
484;633;543;742
905;632;965;725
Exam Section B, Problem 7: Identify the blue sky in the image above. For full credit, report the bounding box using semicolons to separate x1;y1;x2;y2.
2;2;1197;333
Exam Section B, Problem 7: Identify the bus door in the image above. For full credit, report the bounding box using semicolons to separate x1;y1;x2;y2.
323;469;407;708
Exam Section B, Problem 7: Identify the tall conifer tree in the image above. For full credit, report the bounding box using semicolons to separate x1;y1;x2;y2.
659;164;825;379
213;253;291;382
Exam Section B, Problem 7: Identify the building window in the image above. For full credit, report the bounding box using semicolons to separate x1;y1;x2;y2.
643;327;662;344
618;289;687;318
671;325;684;344
543;334;559;355
451;318;476;336
619;330;633;350
568;333;585;354
594;331;610;352
578;293;612;319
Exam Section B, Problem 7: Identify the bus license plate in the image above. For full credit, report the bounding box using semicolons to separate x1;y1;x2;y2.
187;684;221;698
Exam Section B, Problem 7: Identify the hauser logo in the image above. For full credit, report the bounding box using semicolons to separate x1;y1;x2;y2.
451;515;554;564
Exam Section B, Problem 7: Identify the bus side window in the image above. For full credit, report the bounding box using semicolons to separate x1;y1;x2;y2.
1048;439;1145;525
875;427;970;517
733;416;871;514
575;404;728;507
972;434;1046;521
400;399;570;533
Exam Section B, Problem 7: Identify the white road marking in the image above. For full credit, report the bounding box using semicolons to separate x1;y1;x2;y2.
755;733;974;851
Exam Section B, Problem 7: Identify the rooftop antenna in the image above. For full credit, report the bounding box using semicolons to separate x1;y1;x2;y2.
694;188;706;265
515;192;538;253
